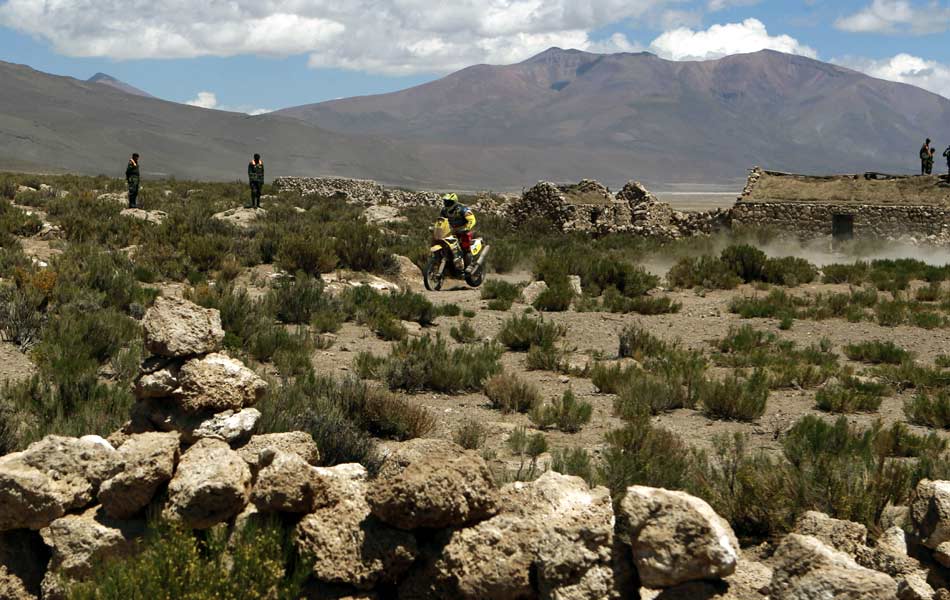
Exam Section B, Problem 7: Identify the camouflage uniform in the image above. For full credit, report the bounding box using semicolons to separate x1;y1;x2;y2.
944;147;950;175
248;159;264;208
125;158;140;208
926;150;935;175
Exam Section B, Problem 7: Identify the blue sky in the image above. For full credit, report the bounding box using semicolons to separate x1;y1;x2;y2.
1;0;949;113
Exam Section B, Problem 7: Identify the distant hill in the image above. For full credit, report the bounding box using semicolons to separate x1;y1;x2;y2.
278;48;950;188
3;50;950;190
87;73;154;98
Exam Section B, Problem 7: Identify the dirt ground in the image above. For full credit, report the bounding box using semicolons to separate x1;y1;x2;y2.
309;270;950;471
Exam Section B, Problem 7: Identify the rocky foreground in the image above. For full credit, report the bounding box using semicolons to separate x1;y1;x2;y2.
2;298;950;599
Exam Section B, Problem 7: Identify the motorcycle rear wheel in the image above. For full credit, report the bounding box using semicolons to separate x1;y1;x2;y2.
424;254;445;291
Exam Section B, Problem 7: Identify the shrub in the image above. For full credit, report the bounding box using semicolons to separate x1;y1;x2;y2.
450;320;479;344
484;373;541;413
454;420;489;450
529;389;593;433
525;342;568;372
590;362;640;394
276;234;338;275
720;244;767;282
67;520;308;600
496;315;566;351
700;371;769;422
618;323;668;359
551;447;596;487
815;385;883;414
0;283;46;350
481;280;521;311
822;262;870;284
369;335;503;393
600;420;697;500
613;372;693;418
905;391;950;429
264;274;336;325
762;257;817;287
532;281;574;312
667;256;741;290
875;300;907;327
506;426;549;481
844;340;910;365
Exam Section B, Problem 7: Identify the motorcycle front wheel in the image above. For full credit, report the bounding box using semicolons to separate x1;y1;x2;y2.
464;267;484;288
424;253;446;291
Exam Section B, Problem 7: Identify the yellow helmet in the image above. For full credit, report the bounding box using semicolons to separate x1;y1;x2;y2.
442;193;459;207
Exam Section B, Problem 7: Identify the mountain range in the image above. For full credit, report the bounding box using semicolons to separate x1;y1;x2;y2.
2;49;949;190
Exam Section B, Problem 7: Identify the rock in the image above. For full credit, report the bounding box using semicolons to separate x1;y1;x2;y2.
143;296;225;358
134;362;181;399
432;471;622;600
364;205;406;225
251;451;334;514
376;438;467;479
522;280;549;305
367;452;498;530
912;479;950;550
320;272;401;297
189;408;261;445
294;463;418;590
163;438;251;529
272;177;440;209
794;511;868;557
120;208;167;225
618;486;740;588
568;275;583;296
16;185;37;194
392;255;422;290
0;436;120;530
236;432;320;473
175;353;267;413
0;530;47;598
98;432;180;519
96;191;127;204
770;534;898;599
40;506;144;579
212;207;265;229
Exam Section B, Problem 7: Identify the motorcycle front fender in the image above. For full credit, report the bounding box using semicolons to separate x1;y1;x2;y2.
430;245;443;253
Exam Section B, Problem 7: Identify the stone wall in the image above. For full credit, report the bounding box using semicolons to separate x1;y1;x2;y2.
732;201;950;245
272;176;441;209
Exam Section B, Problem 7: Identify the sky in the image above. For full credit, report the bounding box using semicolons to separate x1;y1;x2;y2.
1;0;950;114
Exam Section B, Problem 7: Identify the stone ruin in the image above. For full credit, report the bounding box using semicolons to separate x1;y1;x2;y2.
1;296;949;598
508;179;731;239
273;176;441;209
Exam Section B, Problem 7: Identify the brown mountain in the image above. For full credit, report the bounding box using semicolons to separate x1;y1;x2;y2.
278;48;950;188
87;73;154;98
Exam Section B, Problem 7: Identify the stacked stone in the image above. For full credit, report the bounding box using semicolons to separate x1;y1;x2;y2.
127;296;268;447
739;166;765;200
272;176;441;209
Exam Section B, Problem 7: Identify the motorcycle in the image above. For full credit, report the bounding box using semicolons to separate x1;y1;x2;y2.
423;217;490;291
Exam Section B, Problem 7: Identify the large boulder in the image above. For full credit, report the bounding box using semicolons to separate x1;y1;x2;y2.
794;511;868;557
175;353;268;413
367;452;498;530
40;506;144;580
188;408;261;445
98;432;180;519
428;471;622;600
163;438;251;529
770;534;898;600
294;464;418;590
0;530;47;598
251;451;335;514
0;436;119;530
911;479;950;550
376;438;467;479
618;486;740;588
236;432;321;473
143;296;225;358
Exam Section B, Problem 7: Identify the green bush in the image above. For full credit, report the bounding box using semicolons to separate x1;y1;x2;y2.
264;274;337;325
0;283;46;350
450;320;479;344
618;323;668;359
276;234;338;275
551;447;596;487
590;362;640;394
506;426;549;481
667;256;741;290
67;520;308;600
905;391;950;429
762;257;817;286
600;420;698;500
815;385;883;414
481;280;521;311
529;389;593;433
533;281;574;312
845;340;910;365
367;335;503;393
484;372;541;413
822;262;870;284
720;244;767;283
613;371;694;418
496;315;566;351
700;371;769;422
525;341;569;372
454;419;489;450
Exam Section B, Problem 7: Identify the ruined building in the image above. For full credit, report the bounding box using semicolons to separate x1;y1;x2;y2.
732;168;950;244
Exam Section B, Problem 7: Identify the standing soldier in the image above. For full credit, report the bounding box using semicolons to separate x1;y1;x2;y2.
920;139;932;175
927;147;936;175
943;145;950;176
248;153;264;209
126;153;140;209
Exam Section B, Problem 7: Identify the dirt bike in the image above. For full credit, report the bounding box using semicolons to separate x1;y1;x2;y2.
423;218;490;291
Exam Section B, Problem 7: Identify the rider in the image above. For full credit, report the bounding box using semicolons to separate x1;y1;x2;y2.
440;193;477;273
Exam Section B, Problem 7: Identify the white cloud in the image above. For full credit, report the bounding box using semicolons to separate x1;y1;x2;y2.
185;91;271;115
649;18;817;61
834;53;950;98
0;0;676;74
707;0;761;12
835;0;950;35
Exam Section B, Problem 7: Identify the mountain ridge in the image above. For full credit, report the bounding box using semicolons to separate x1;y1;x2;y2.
87;73;154;98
